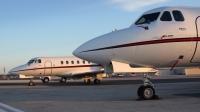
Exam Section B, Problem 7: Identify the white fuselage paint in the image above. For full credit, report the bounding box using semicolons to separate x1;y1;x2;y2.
9;56;103;77
73;6;200;71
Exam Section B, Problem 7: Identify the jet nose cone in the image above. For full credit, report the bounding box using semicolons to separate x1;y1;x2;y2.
73;46;83;58
73;34;113;65
8;71;18;75
72;40;93;61
9;67;19;75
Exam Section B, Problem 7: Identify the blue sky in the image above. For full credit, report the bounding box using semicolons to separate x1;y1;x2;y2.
0;0;199;74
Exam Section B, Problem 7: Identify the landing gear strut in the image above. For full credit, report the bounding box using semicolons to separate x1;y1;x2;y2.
84;79;91;84
28;79;35;86
137;74;160;100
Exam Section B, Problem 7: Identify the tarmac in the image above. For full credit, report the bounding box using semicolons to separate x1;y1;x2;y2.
0;75;200;112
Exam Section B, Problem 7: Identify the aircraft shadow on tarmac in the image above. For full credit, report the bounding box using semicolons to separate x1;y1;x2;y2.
173;93;200;98
1;78;200;86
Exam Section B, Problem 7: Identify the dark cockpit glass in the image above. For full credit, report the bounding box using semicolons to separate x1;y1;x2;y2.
160;11;172;21
38;59;41;63
172;10;184;21
28;59;41;65
28;60;35;65
135;12;160;25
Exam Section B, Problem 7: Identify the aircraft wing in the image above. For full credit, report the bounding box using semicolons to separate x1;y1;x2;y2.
56;70;105;78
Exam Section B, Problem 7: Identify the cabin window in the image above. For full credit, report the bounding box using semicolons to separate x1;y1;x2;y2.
61;61;63;64
38;59;41;63
88;61;90;64
83;61;85;64
160;11;172;21
172;10;184;21
135;12;160;25
71;61;74;64
66;61;69;64
77;60;79;64
35;60;37;63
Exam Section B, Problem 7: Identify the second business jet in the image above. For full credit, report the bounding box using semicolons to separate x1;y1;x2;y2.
9;56;105;86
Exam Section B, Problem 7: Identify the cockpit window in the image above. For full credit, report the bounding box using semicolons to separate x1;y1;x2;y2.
28;59;41;65
135;12;160;25
28;60;34;65
160;11;172;21
172;10;184;21
38;59;41;63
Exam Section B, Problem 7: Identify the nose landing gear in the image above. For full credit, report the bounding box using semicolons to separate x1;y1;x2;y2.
28;79;35;86
84;79;91;84
137;74;160;100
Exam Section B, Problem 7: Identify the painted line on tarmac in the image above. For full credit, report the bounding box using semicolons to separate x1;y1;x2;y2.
0;108;6;112
0;102;24;112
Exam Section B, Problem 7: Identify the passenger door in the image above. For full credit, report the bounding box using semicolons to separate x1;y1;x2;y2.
190;16;200;63
44;61;52;75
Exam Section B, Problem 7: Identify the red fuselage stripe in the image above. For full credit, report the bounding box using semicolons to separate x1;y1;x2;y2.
82;37;200;52
14;64;101;72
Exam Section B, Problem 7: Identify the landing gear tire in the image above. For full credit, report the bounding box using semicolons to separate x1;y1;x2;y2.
43;77;49;83
60;77;66;83
136;74;160;100
137;85;144;97
94;79;100;84
84;79;91;84
140;85;155;100
28;81;35;86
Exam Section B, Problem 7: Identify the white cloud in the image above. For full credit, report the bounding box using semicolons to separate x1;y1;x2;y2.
109;0;168;11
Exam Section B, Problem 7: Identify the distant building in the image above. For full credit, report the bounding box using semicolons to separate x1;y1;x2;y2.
185;68;200;75
157;68;200;75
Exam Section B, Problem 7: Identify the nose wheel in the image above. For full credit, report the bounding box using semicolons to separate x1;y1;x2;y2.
138;85;155;100
84;79;91;84
28;79;35;86
137;74;160;100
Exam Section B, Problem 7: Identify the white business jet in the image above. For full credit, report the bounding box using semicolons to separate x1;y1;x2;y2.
9;56;105;86
73;6;200;100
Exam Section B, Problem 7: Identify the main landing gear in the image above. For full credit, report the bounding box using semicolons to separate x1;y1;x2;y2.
137;74;160;100
94;79;100;84
60;77;67;83
28;79;35;86
84;79;100;84
43;77;49;83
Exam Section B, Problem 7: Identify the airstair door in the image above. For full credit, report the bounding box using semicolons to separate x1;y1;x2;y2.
44;61;52;75
191;16;200;63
